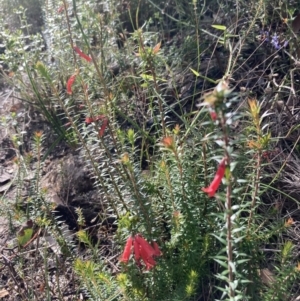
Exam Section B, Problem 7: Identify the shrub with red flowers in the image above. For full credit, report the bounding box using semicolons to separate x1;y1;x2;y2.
4;2;285;299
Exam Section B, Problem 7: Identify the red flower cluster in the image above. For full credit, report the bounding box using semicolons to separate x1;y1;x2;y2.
120;234;162;270
85;115;108;137
202;158;226;197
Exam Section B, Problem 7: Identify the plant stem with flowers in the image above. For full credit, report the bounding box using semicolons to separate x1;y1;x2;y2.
201;79;240;299
71;0;111;109
30;62;123;216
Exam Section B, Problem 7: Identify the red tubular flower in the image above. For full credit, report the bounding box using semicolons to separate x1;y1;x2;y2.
73;46;92;62
134;235;156;257
119;236;133;263
202;158;226;197
66;74;77;95
133;237;141;263
85;115;108;136
152;241;162;256
209;110;217;121
98;118;108;137
134;235;158;270
85;117;94;124
139;247;156;270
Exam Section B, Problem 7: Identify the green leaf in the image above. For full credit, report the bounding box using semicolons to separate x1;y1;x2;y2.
141;74;154;81
17;228;33;247
212;234;227;245
214;259;228;269
141;73;166;82
187;68;216;86
226;34;239;38
190;68;200;77
211;24;227;31
236;259;250;264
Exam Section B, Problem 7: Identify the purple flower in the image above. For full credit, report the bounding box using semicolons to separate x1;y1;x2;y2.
261;30;287;50
271;34;280;50
260;30;269;42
